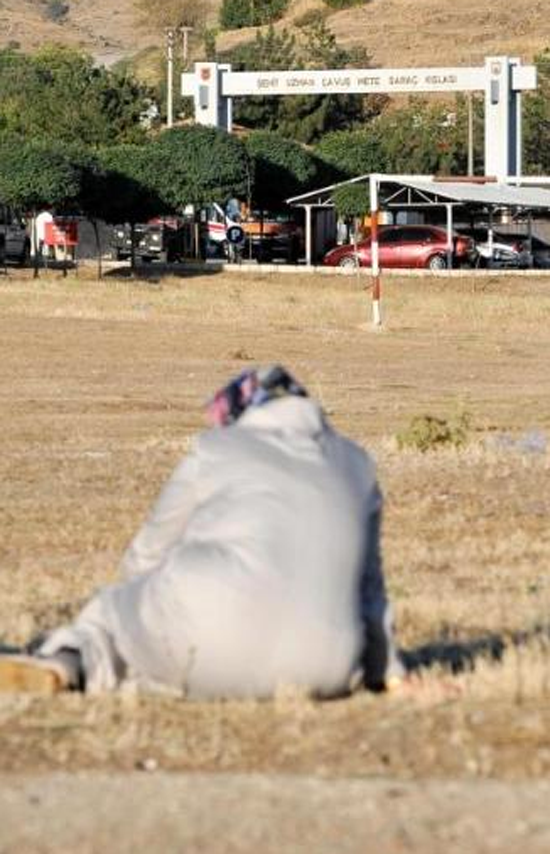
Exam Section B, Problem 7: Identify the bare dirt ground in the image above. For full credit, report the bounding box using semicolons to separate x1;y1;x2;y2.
2;773;550;854
0;266;550;850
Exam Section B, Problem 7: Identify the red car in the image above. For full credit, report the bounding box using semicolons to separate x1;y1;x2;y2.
323;225;477;270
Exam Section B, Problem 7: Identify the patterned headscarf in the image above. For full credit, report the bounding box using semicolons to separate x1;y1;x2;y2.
206;365;308;427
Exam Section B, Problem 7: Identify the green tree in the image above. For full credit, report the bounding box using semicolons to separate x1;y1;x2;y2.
213;19;385;142
0;46;150;146
315;128;388;179
58;145;121;278
143;126;249;260
277;18;385;143
220;0;251;28
332;182;370;219
524;48;550;174
0;139;80;276
96;144;167;271
151;126;250;210
216;27;297;131
245;131;319;210
374;98;466;175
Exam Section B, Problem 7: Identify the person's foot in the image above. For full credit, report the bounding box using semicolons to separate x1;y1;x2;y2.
0;654;71;694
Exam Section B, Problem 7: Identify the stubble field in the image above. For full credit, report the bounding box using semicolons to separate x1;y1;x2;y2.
0;266;549;852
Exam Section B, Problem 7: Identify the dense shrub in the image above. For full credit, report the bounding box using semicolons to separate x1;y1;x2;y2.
43;0;70;23
396;414;471;453
220;0;289;30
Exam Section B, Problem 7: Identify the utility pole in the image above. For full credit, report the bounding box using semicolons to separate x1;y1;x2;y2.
181;26;193;70
166;25;194;127
166;27;176;128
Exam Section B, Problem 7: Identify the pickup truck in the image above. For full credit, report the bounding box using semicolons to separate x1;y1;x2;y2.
201;203;303;263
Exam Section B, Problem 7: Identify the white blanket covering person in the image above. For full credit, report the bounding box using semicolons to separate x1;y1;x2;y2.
39;381;403;697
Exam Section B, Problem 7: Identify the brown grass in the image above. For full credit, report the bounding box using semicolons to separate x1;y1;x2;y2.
214;0;550;69
0;265;549;779
329;0;550;67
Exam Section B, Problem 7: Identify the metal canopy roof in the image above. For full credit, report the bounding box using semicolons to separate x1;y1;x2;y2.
389;179;550;208
287;174;369;207
287;175;550;210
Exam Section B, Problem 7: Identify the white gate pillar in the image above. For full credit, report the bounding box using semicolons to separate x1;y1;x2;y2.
182;62;232;132
484;57;537;179
485;58;517;180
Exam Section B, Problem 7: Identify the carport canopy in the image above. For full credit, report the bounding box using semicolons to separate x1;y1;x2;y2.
287;174;550;265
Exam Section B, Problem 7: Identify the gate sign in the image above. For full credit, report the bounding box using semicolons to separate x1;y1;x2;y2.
221;67;487;96
182;57;537;180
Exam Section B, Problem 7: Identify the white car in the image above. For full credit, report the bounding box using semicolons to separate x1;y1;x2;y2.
457;227;531;268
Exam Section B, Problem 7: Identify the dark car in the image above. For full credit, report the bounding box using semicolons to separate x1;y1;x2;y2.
322;225;476;271
112;218;187;263
240;212;304;263
497;232;550;269
0;204;30;266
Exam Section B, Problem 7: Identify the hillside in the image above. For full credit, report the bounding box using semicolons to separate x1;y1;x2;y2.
0;0;142;64
0;0;549;69
328;0;550;68
0;0;217;65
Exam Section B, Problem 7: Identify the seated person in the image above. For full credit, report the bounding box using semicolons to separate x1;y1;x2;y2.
0;366;404;697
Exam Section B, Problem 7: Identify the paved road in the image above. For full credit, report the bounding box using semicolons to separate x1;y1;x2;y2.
1;773;549;853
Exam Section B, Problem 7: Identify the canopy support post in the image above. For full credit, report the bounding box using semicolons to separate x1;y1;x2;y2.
446;203;454;270
369;175;382;327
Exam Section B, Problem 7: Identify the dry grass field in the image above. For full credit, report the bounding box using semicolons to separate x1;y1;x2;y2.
0;265;550;850
205;0;550;69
